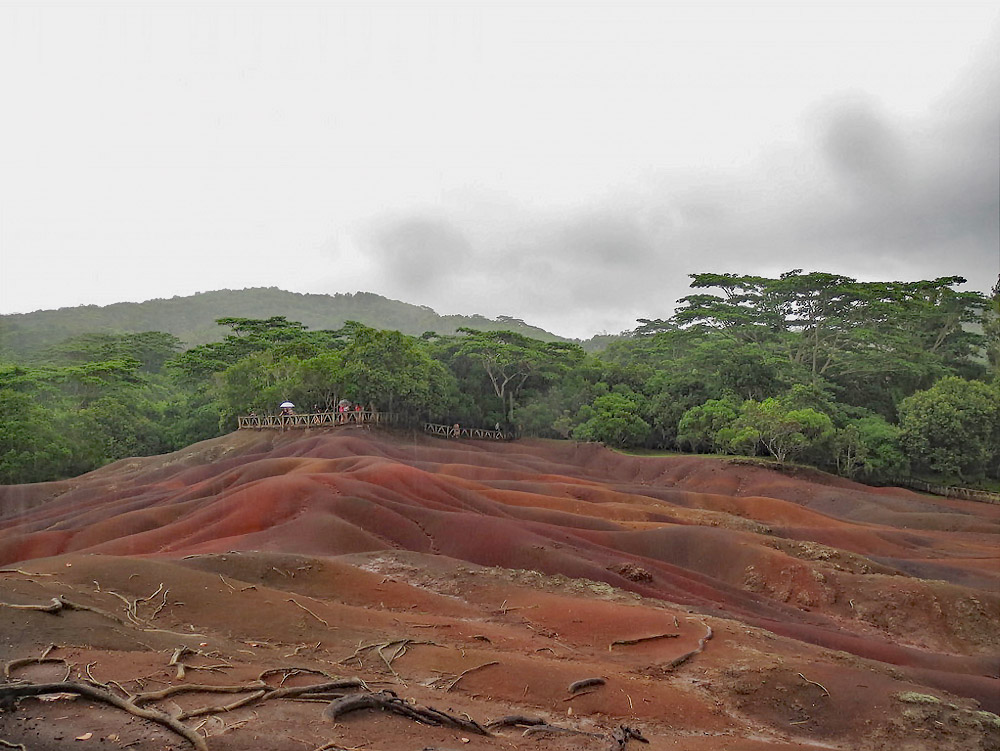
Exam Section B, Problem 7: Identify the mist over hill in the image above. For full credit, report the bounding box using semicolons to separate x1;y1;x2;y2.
0;288;600;358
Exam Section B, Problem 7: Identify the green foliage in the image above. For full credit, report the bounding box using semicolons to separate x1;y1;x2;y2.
676;398;739;453
571;394;651;447
44;332;181;373
728;398;835;463
3;270;995;488
833;415;907;480
0;288;566;359
898;376;1000;481
452;329;584;422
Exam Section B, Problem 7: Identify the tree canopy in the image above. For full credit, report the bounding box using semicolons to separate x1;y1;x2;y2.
2;270;996;488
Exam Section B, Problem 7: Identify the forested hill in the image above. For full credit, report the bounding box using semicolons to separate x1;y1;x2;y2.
0;288;570;358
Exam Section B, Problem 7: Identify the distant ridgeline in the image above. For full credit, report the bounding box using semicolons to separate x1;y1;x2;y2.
0;288;585;358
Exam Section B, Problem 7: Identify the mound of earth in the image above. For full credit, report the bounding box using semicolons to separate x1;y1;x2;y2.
0;427;997;751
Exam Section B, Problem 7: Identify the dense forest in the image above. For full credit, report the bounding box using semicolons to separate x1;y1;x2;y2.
3;271;998;488
0;287;569;358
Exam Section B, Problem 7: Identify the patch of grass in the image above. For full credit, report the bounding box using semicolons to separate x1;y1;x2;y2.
895;692;942;705
973;710;1000;729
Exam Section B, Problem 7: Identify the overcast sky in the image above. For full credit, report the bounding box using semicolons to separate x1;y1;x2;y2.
1;1;997;339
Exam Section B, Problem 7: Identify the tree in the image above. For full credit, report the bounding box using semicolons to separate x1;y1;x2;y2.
676;398;739;453
898;376;1000;481
571;394;651;448
834;415;907;480
670;271;988;401
455;329;584;422
729;398;834;463
46;332;182;373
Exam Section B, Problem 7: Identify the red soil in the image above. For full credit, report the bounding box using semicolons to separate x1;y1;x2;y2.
0;427;997;750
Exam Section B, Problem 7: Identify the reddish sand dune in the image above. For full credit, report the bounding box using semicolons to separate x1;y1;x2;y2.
0;427;998;751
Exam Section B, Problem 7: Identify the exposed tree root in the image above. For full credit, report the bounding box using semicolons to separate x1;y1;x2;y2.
568;677;606;693
485;714;546;730
609;633;678;651
444;661;499;692
288;598;330;626
0;680;209;751
338;639;436;678
3;657;70;681
0;595;204;640
798;672;831;697
323;690;491;736
662;623;713;671
521;723;604;738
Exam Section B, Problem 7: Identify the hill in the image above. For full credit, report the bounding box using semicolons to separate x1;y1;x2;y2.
0;427;997;750
0;288;577;358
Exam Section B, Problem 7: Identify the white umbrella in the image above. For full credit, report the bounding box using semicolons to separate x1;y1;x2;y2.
279;401;295;408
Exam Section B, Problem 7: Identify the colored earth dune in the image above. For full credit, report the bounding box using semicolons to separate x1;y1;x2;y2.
1;427;997;750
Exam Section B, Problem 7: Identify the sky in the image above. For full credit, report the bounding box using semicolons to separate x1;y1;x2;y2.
0;1;997;339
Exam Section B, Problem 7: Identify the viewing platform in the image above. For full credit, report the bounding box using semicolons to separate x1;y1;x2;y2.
238;410;392;429
237;412;513;440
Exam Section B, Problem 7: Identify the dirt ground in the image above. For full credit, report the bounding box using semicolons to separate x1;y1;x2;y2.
0;428;997;750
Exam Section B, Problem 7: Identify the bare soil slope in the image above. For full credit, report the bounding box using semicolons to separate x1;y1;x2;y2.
1;428;997;751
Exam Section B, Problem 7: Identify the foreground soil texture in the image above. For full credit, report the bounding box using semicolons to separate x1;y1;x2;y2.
0;427;998;751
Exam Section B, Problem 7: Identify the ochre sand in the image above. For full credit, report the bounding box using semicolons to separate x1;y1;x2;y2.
0;427;997;750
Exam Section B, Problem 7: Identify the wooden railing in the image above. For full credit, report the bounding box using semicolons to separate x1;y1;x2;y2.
237;412;512;441
237;411;394;429
423;423;512;441
891;478;1000;505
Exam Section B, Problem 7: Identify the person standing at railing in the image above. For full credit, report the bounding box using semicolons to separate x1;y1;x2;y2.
279;401;295;429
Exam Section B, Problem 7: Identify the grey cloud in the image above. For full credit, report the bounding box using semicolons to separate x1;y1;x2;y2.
819;97;907;192
367;217;474;289
345;35;998;339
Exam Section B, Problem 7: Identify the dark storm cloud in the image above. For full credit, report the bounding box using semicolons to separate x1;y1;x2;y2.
352;36;998;338
797;57;999;272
